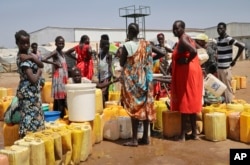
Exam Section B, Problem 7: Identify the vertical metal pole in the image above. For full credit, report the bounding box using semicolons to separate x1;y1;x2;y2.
126;17;128;39
143;16;146;39
134;5;136;24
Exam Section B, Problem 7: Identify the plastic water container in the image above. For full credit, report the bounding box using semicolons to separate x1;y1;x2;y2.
197;48;209;65
240;76;247;89
235;76;241;90
162;111;181;138
0;87;7;99
0;154;9;165
204;73;227;97
204;112;227;141
41;82;54;103
103;118;120;141
240;112;250;143
118;116;132;139
227;103;244;112
228;112;240;141
65;83;96;122
95;89;103;114
44;111;61;122
231;79;237;94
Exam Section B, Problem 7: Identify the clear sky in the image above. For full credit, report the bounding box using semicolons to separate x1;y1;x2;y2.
0;0;249;48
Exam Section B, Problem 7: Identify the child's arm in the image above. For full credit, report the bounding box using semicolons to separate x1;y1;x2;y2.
86;44;93;60
23;67;43;84
20;54;44;68
94;77;120;89
42;51;61;68
108;54;114;78
64;47;77;60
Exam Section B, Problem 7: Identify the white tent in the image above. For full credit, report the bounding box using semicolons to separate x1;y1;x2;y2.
0;48;18;72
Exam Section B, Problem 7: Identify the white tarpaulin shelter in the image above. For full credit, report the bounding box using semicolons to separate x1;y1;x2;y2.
0;41;118;73
0;49;18;73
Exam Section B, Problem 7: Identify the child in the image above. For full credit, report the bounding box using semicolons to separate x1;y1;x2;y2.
42;36;68;118
30;42;45;88
97;40;114;104
30;42;42;60
15;30;45;138
68;66;92;84
70;66;119;88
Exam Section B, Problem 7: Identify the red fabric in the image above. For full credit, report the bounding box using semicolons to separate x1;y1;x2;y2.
154;82;169;100
74;44;94;80
170;38;203;114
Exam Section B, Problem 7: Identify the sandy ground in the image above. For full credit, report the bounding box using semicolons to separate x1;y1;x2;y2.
0;60;250;165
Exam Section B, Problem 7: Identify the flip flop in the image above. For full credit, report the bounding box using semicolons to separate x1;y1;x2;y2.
123;141;138;147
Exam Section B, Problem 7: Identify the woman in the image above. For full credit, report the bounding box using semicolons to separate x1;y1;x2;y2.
153;33;173;100
120;23;155;146
155;33;173;75
65;35;94;80
171;20;203;141
42;36;68;118
15;30;45;138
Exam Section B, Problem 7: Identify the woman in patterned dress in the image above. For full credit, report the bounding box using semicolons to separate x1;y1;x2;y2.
15;30;45;138
120;23;155;146
42;36;68;118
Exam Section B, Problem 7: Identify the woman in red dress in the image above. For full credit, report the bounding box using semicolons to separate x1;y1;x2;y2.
65;35;94;80
171;20;203;141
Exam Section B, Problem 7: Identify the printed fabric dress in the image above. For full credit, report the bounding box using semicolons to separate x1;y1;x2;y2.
121;40;155;122
74;44;94;80
16;54;45;138
170;37;203;113
51;51;68;99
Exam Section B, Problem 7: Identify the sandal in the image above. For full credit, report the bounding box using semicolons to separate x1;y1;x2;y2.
138;138;149;145
123;141;138;147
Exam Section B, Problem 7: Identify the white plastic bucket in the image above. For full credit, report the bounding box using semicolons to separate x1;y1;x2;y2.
65;83;96;122
204;73;227;97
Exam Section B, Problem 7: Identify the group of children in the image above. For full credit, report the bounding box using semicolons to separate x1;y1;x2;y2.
15;30;120;137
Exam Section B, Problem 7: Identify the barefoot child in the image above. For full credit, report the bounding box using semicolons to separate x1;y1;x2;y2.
42;36;68;118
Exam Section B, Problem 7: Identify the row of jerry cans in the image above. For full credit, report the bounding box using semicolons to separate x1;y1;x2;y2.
203;111;250;143
232;76;247;90
0;125;92;165
162;110;203;139
112;97;203;139
202;104;250;143
1;113;105;165
1;123;92;165
102;116;152;141
154;99;203;138
102;105;131;140
160;102;250;142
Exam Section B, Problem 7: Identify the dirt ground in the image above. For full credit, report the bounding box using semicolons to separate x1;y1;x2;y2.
0;60;250;165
